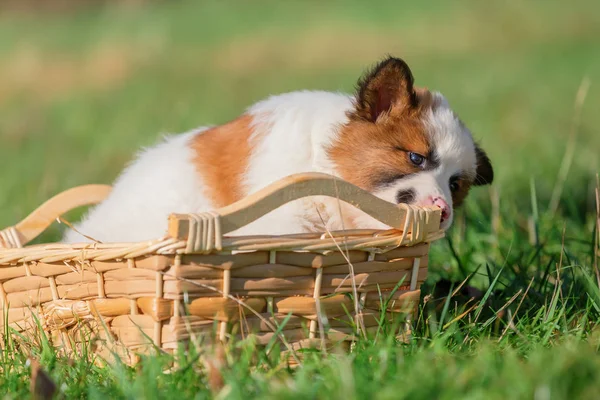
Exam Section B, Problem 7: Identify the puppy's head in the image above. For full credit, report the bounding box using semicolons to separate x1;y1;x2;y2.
328;57;493;230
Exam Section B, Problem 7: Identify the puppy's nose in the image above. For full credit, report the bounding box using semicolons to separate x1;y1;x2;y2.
423;196;451;224
434;197;451;223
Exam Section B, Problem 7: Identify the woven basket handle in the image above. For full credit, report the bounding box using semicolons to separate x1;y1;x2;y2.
0;184;112;248
169;172;442;240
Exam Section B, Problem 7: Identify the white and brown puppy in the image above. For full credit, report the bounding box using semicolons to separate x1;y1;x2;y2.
64;57;493;243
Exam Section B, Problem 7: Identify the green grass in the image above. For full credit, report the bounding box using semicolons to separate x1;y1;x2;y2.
1;0;600;398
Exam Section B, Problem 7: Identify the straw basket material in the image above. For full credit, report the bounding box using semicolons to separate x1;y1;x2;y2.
0;173;443;364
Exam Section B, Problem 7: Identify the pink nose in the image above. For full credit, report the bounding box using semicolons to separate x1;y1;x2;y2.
423;196;451;223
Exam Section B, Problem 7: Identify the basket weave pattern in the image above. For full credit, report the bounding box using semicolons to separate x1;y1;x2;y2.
0;173;443;361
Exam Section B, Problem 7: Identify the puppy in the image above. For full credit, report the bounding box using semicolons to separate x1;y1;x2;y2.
63;57;493;243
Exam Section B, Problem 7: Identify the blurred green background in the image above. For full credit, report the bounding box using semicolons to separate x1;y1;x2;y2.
2;3;600;396
1;0;599;237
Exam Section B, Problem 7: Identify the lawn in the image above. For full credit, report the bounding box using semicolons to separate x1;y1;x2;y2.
1;0;600;398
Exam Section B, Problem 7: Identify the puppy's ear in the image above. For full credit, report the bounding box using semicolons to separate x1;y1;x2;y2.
352;57;418;122
473;144;493;186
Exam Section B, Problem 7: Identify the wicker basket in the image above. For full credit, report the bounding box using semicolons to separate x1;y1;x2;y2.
0;173;443;363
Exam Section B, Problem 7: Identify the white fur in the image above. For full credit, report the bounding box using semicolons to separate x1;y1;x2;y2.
63;130;212;243
64;90;477;243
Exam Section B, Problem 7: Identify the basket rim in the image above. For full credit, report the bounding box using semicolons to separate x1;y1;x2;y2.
0;172;444;263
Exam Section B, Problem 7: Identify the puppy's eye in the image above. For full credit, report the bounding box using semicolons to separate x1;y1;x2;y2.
449;177;460;192
409;152;425;166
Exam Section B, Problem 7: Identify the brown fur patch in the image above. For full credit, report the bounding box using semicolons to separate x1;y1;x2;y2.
329;112;431;191
330;58;439;193
330;77;439;189
191;114;255;207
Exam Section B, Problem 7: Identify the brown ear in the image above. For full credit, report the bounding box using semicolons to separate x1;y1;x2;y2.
474;144;493;186
352;57;418;122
